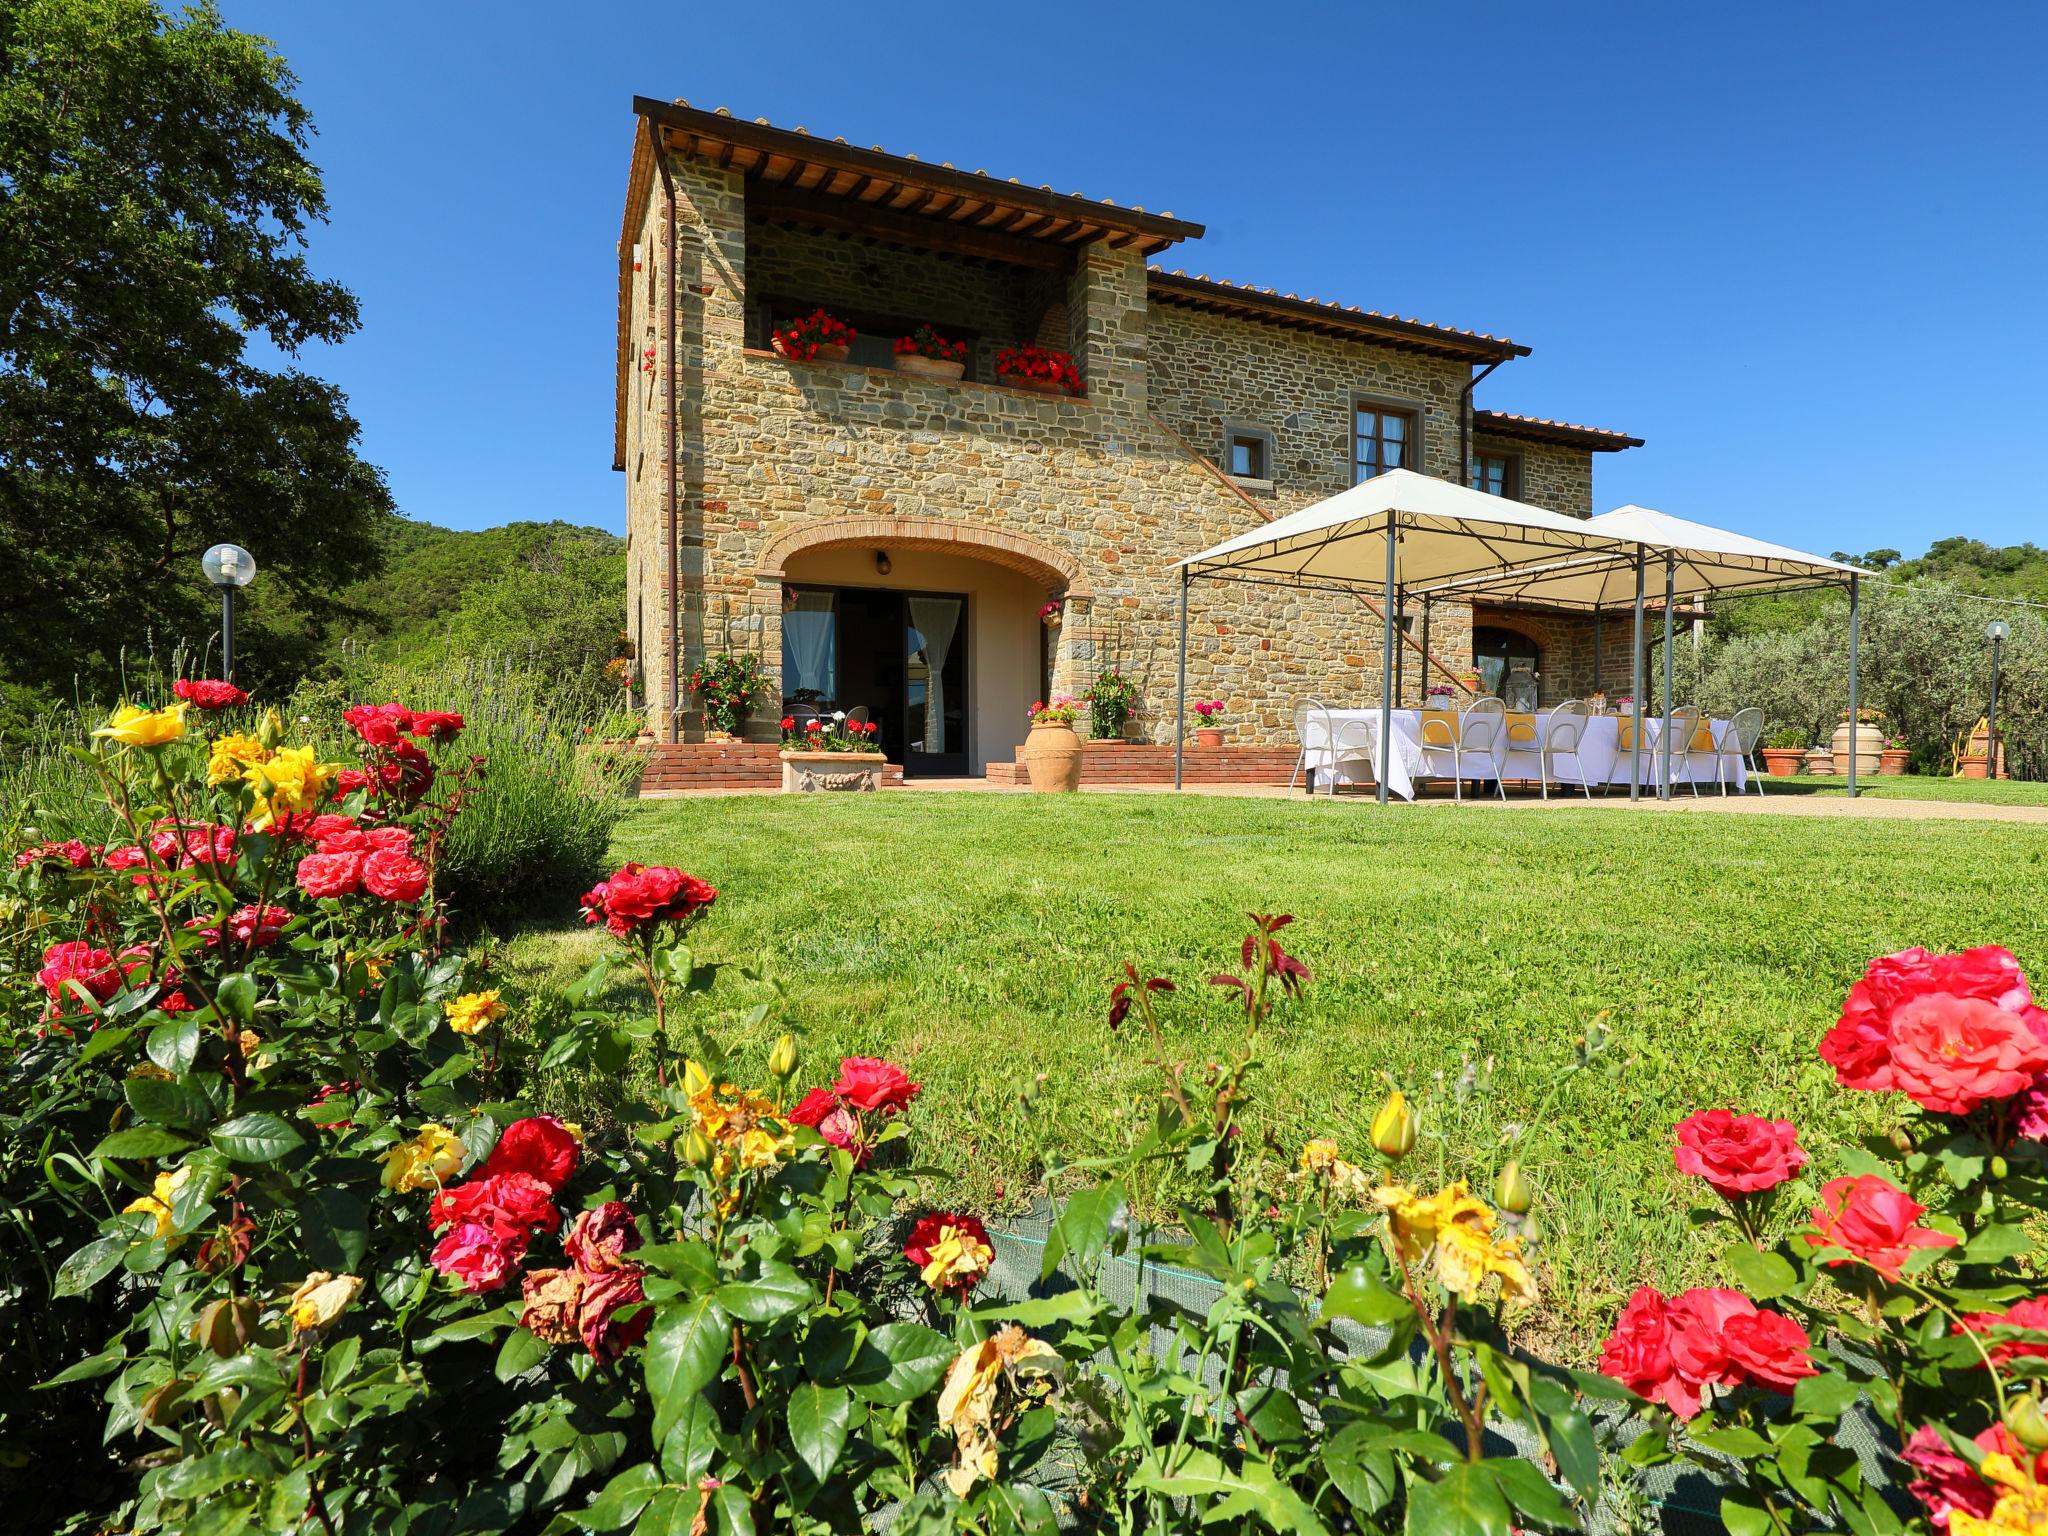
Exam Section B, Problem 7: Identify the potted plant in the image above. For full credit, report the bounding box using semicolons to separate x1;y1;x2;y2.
1021;696;1083;792
1587;690;1608;715
777;714;887;792
690;652;768;740
1039;599;1063;630
770;307;856;363
1423;683;1455;712
1879;735;1910;775
1087;668;1141;742
1831;707;1884;779
1192;699;1225;748
1806;743;1836;776
1761;728;1807;777
892;325;969;381
1459;667;1483;695
993;342;1083;395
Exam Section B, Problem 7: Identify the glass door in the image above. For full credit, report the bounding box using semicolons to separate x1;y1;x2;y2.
904;593;967;776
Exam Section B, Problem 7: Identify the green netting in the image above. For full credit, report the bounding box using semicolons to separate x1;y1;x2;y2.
972;1200;1911;1534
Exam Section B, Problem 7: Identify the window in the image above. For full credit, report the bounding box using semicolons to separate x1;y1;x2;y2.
1353;402;1417;483
1468;452;1520;499
1223;422;1274;484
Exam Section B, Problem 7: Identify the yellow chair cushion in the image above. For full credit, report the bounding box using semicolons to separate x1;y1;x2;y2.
1419;709;1458;745
1504;712;1539;745
1690;724;1717;751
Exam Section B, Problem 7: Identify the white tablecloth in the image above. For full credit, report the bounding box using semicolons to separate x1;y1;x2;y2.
1301;710;1744;800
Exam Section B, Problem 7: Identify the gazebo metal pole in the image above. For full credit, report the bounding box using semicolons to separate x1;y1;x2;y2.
1392;585;1404;704
1659;553;1677;801
1592;609;1602;694
1378;517;1397;805
1629;548;1646;800
1175;567;1189;792
1420;596;1433;694
1846;574;1861;798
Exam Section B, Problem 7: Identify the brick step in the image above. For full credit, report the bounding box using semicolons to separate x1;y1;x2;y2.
638;743;904;792
987;744;1303;788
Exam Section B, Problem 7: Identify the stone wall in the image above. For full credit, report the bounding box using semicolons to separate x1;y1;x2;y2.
1470;603;1641;704
1473;434;1594;519
626;146;1608;749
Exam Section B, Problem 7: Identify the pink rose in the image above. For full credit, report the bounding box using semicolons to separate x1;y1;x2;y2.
1673;1109;1807;1198
564;1202;640;1273
431;1220;527;1293
296;850;363;899
1803;1174;1957;1281
361;849;429;902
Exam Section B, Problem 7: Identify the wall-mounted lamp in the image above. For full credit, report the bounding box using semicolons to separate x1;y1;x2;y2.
874;550;892;576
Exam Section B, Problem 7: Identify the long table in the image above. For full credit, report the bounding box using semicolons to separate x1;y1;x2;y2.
1300;709;1745;800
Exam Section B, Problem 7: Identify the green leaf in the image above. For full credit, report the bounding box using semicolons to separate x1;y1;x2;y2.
1041;1179;1124;1281
1792;1372;1862;1422
54;1234;128;1297
709;1481;755;1536
419;1302;521;1348
853;1321;953;1405
1405;1463;1511;1536
1546;1407;1599;1504
146;1013;203;1075
91;1125;194;1160
1719;1492;1776;1536
1722;1241;1799;1300
1485;1457;1572;1527
210;1112;304;1163
496;1325;547;1381
645;1295;730;1445
1692;1424;1774;1459
715;1261;811;1324
1131;1449;1329;1535
580;1461;661;1532
299;1185;368;1273
38;1343;125;1387
971;1290;1101;1327
1322;1423;1398;1515
75;1024;137;1066
1320;1262;1412;1328
1964;1223;2033;1266
124;1073;212;1129
786;1382;853;1482
214;972;259;1026
659;1389;721;1484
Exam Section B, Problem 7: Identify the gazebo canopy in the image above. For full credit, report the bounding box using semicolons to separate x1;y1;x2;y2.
1404;502;1861;611
1174;468;1637;593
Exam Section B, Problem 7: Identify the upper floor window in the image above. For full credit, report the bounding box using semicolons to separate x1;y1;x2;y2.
1223;422;1275;484
1468;452;1520;499
1353;403;1416;483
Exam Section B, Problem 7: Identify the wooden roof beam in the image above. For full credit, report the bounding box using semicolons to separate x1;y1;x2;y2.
746;183;1076;271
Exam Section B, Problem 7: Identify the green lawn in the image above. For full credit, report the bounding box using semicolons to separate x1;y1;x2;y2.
500;792;2048;1354
1768;771;2048;806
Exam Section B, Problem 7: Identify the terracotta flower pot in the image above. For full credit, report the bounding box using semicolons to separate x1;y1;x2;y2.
1760;748;1805;777
771;337;850;364
1022;721;1082;792
1805;749;1835;776
895;353;965;381
1878;748;1910;775
1003;373;1063;395
1196;727;1224;748
779;750;886;793
1960;753;1990;780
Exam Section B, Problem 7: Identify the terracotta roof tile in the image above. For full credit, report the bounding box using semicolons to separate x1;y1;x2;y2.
1147;267;1528;360
1472;409;1644;451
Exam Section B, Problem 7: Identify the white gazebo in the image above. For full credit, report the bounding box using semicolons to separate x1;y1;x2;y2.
1172;473;1869;800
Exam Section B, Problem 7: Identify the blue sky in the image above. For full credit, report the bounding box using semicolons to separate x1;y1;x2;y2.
223;1;2048;556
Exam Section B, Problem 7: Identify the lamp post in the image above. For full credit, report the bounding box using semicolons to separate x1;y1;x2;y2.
1987;618;2011;780
200;543;257;680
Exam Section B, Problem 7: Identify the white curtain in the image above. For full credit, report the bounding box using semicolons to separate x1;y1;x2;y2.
782;592;836;701
907;596;961;753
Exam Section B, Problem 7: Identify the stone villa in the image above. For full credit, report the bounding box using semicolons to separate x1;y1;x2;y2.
615;97;1644;781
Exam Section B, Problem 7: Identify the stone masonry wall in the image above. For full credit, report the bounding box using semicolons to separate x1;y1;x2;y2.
628;147;1603;747
1474;434;1593;519
1471;603;1641;705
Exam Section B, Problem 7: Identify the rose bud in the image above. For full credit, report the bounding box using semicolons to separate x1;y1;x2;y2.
2009;1393;2048;1452
1370;1091;1416;1160
192;1296;262;1358
768;1033;798;1081
1496;1160;1532;1216
682;1130;714;1169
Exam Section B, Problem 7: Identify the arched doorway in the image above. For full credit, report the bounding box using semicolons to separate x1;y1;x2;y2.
757;520;1086;777
1473;624;1541;709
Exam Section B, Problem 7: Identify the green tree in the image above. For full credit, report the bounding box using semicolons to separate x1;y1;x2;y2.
0;0;392;699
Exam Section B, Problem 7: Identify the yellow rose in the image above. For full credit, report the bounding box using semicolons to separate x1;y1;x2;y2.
208;732;268;785
95;702;187;748
444;990;507;1036
917;1222;994;1292
379;1123;465;1192
1952;1454;2048;1536
287;1272;363;1333
244;744;338;827
121;1166;193;1246
1370;1090;1417;1159
936;1327;1063;1496
1299;1139;1341;1176
1372;1180;1536;1307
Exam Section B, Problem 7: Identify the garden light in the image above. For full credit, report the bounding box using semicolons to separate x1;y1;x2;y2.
1987;618;2010;781
200;542;256;680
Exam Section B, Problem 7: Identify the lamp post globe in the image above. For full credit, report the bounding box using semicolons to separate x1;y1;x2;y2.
200;543;257;680
1985;619;2010;781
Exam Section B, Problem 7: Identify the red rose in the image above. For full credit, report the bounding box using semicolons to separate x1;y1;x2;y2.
1901;1425;2048;1530
15;838;93;870
296;850;363;899
36;942;124;1009
430;1170;562;1238
172;677;248;710
1598;1286;1694;1418
361;849;429;902
431;1219;528;1293
343;702;414;747
1664;1286;1750;1398
1888;995;2048;1115
362;825;414;853
315;827;365;853
336;768;371;794
372;740;435;803
580;863;715;937
780;716;795;731
481;1116;580;1191
1673;1109;1807;1198
302;813;357;842
1822;946;2048;1103
787;1088;836;1127
1957;1295;2048;1366
832;1057;920;1114
1719;1305;1815;1390
805;719;823;732
1802;1174;1958;1281
407;710;464;743
224;904;290;948
564;1201;640;1273
577;1265;651;1360
788;1087;868;1164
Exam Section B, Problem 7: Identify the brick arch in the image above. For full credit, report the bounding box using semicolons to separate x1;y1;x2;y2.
754;517;1090;599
